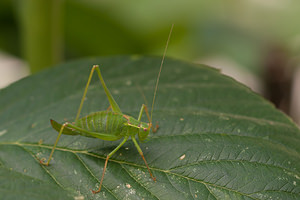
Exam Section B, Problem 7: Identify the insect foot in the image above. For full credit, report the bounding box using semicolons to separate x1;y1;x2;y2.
152;123;159;133
91;189;99;194
39;158;49;166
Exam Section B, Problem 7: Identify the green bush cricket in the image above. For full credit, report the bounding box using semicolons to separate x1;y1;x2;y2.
39;24;174;194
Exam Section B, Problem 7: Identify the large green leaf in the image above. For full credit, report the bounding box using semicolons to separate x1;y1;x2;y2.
0;56;299;199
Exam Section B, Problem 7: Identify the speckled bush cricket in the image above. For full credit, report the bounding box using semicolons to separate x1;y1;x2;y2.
39;24;173;194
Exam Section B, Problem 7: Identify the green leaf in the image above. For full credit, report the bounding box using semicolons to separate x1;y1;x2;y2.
0;56;299;199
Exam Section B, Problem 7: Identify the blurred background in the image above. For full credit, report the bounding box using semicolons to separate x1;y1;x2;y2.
0;0;299;125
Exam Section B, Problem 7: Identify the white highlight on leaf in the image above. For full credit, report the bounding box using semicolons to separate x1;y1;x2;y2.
112;89;120;95
0;129;7;137
284;169;300;180
74;195;84;200
124;183;136;200
293;181;297;186
205;138;212;142
277;176;288;181
180;154;186;160
128;189;136;195
36;152;42;158
102;191;107;198
126;80;132;86
240;146;249;154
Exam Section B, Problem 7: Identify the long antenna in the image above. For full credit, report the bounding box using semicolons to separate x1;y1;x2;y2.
150;24;174;123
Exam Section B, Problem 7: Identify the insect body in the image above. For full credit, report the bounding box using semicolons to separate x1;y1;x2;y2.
51;111;152;142
40;24;173;194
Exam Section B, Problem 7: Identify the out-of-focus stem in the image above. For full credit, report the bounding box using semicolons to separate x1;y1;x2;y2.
19;0;63;73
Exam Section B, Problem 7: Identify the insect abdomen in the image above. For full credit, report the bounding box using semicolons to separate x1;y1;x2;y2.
75;111;128;136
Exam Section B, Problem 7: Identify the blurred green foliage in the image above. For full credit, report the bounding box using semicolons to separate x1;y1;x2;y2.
0;0;19;56
1;0;300;74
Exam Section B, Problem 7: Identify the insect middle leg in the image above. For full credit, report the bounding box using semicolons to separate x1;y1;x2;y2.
131;136;156;182
92;136;129;194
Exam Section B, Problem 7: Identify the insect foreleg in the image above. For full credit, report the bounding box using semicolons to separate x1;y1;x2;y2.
92;136;129;194
40;122;69;166
138;104;159;132
131;136;156;182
